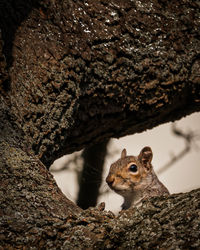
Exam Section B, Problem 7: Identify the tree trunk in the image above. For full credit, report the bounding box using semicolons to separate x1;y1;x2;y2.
0;0;200;248
77;140;109;209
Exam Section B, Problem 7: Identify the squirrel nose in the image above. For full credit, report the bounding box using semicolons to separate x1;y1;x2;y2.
106;175;114;186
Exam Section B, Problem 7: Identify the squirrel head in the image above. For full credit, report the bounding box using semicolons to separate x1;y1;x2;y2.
106;147;153;197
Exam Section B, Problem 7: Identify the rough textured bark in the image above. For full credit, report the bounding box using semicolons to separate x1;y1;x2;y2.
0;0;200;248
1;0;199;167
0;107;81;248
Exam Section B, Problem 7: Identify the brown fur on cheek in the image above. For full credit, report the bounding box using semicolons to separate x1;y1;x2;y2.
118;169;128;180
129;173;141;183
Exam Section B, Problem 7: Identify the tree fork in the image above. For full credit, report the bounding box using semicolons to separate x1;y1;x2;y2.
0;0;199;248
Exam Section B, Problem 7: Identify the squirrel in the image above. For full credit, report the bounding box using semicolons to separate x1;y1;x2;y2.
106;147;169;210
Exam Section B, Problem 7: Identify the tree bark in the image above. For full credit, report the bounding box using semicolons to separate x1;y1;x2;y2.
1;0;199;167
0;107;81;248
0;0;200;248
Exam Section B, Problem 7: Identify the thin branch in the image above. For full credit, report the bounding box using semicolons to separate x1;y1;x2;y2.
157;123;199;175
50;153;82;172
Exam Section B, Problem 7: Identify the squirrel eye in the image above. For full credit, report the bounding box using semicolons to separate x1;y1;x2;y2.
129;164;138;173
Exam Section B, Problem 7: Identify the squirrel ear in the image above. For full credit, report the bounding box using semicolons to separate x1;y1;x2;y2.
121;148;127;159
138;147;153;170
